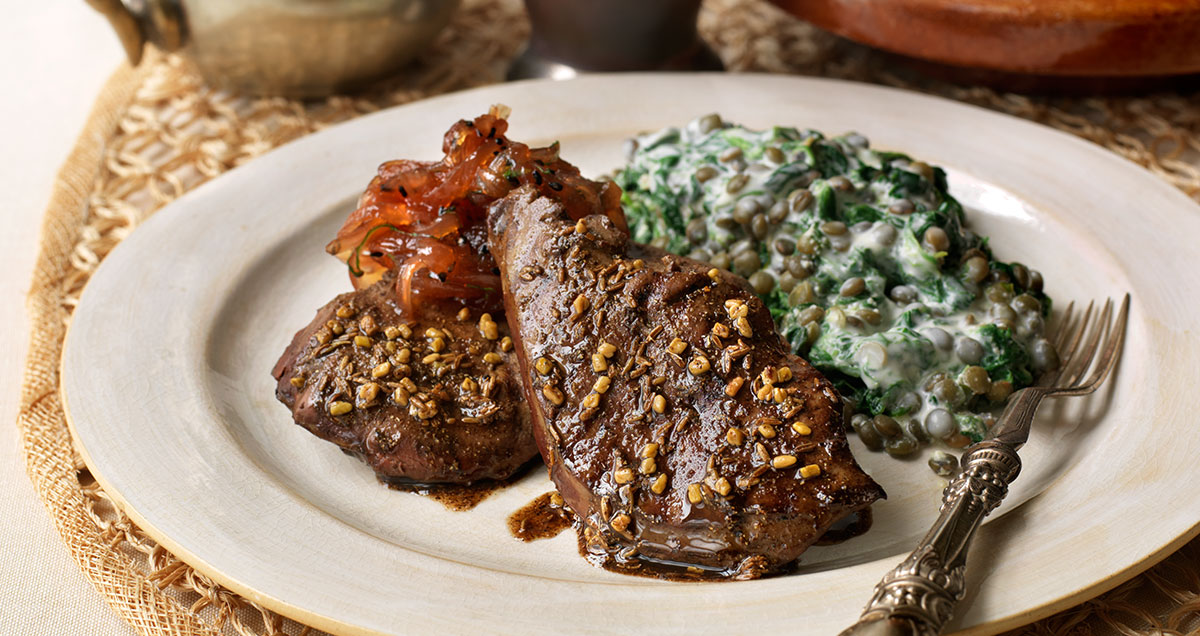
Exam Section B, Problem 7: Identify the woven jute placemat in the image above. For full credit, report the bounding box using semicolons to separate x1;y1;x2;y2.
19;0;1200;634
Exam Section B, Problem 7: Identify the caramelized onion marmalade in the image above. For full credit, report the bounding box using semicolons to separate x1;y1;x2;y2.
327;105;626;316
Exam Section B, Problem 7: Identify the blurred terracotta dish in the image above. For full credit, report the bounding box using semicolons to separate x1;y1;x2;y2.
769;0;1200;77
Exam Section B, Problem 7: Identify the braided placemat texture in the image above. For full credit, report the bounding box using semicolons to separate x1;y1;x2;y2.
19;0;1200;634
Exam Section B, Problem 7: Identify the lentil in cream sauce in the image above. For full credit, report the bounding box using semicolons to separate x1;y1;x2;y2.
616;115;1057;466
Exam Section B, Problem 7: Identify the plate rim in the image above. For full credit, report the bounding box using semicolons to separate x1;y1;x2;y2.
61;71;1200;635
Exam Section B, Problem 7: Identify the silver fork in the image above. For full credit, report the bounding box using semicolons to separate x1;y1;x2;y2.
839;294;1131;636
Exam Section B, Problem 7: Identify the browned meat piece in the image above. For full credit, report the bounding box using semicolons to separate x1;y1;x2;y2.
272;273;536;484
488;188;885;578
273;108;612;488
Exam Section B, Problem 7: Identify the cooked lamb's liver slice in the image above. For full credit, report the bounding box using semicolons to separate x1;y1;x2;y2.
272;273;536;484
488;187;885;578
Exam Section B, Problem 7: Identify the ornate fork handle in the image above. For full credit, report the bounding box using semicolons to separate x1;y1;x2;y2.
839;439;1023;636
840;296;1127;635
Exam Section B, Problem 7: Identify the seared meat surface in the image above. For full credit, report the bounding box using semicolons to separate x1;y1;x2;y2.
489;188;885;578
272;273;536;484
274;108;614;487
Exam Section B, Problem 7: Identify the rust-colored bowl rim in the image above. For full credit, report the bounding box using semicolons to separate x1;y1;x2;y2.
769;0;1200;76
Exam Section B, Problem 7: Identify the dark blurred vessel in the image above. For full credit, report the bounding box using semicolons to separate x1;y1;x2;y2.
509;0;721;80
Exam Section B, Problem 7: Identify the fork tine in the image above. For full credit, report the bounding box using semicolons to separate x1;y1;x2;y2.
1061;300;1093;365
1043;300;1092;387
1062;294;1130;395
1050;300;1076;352
1039;301;1076;387
1059;299;1112;387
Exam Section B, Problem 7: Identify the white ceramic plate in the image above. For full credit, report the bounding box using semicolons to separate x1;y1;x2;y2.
62;75;1200;635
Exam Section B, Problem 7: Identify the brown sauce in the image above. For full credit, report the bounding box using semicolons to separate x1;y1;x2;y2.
814;508;873;545
423;483;505;511
381;478;505;512
378;461;538;511
507;492;572;541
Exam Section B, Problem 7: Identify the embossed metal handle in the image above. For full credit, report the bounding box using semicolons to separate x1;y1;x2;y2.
840;440;1023;636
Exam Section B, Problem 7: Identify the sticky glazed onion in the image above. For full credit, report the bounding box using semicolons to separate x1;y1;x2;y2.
327;105;626;316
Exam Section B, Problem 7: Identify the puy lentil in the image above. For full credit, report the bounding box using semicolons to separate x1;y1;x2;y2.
851;414;884;451
888;285;917;304
961;365;991;394
1012;264;1031;289
905;418;930;443
990;303;1017;324
697;113;723;134
785;254;810;278
962;256;988;284
955;337;984;364
987;380;1013;403
839;277;866;297
924;408;955;439
828;176;853;191
1030;338;1059;372
871;223;897;246
922;327;952;351
748;271;776;295
694;165;718;182
888;199;914;215
884;437;918;457
788;281;815;306
733;198;759;224
872;414;902;439
732;251;761;277
985;282;1014;304
820;220;847;236
767;200;789;223
750;213;769;240
686;217;709;244
709;252;731;270
928;451;958;476
798;305;825;325
788;189;814;213
923;227;950;252
1028;270;1044;292
1012;294;1041;315
726;174;749;194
